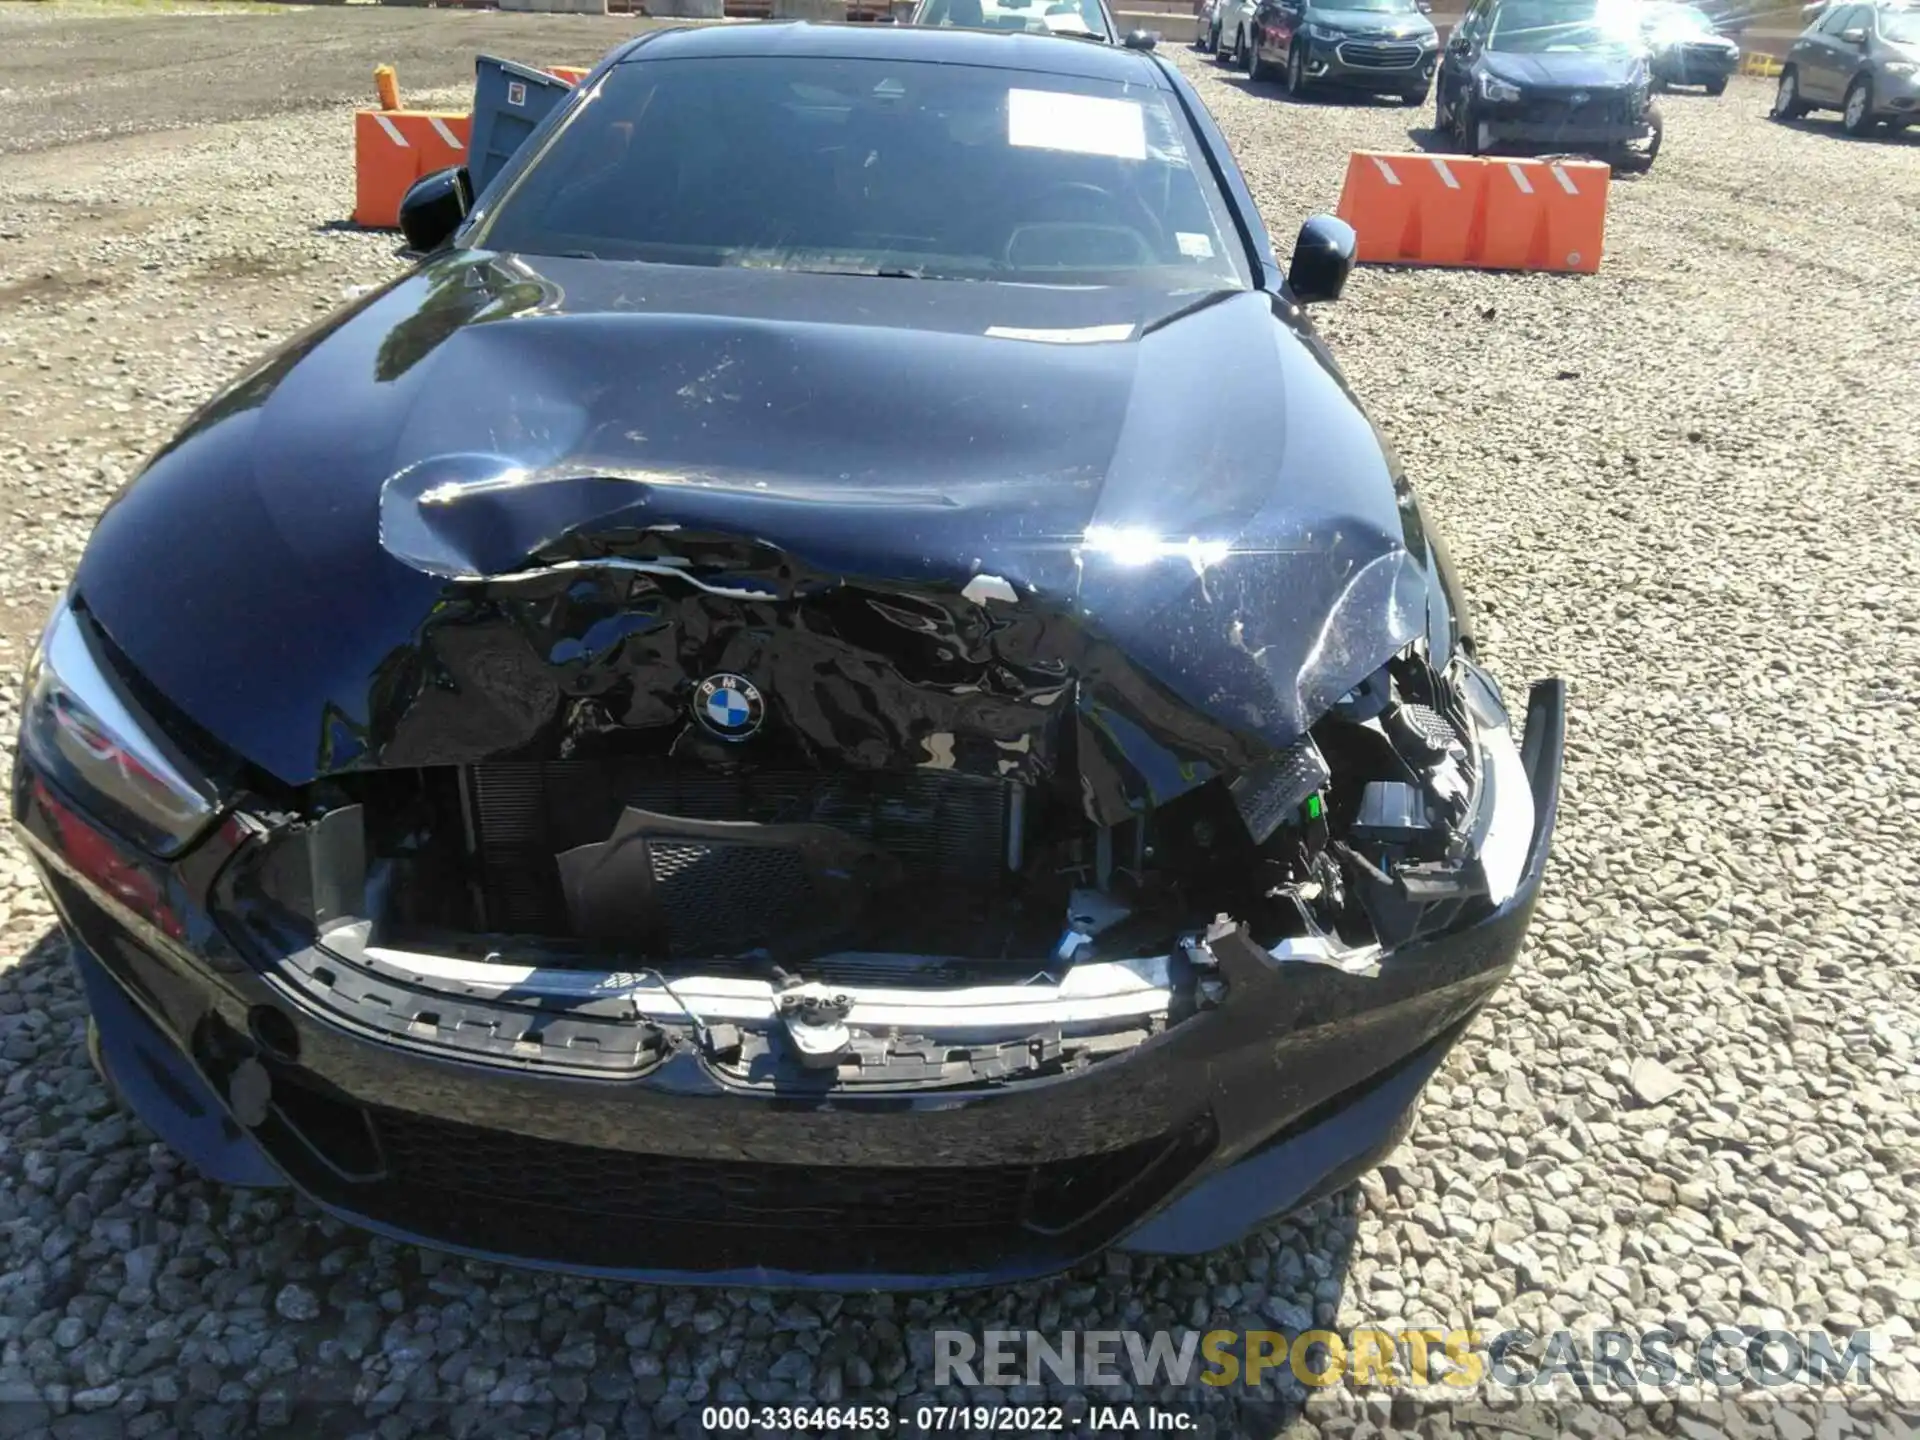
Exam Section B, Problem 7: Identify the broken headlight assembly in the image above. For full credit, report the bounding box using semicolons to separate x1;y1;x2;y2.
1156;645;1536;979
19;602;221;858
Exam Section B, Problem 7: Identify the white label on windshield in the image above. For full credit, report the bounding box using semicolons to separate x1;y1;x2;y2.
1176;232;1215;259
1007;89;1148;162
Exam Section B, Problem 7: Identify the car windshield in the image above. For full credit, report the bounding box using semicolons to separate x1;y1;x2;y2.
1316;0;1424;13
918;0;1107;39
473;57;1250;290
1488;0;1646;50
1640;1;1716;32
1880;6;1920;40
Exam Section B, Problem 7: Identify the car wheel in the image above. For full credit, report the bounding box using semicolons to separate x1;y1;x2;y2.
1246;30;1265;77
1459;97;1486;154
1286;44;1310;97
1704;75;1727;96
1435;82;1452;136
1402;84;1431;107
1842;75;1877;135
1217;24;1237;64
1772;66;1809;120
1616;102;1663;171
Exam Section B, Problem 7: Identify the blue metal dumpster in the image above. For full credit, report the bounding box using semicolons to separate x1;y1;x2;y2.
469;55;573;197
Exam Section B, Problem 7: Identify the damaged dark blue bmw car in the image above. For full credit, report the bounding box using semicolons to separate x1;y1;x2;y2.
11;23;1563;1288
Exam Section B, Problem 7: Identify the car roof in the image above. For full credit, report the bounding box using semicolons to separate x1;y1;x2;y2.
611;19;1167;83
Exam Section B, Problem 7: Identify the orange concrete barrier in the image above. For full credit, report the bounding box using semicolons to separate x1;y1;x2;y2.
547;65;591;84
353;110;473;230
1476;158;1609;274
1334;151;1610;274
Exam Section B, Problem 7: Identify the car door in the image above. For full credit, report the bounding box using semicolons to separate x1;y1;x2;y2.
1799;4;1861;98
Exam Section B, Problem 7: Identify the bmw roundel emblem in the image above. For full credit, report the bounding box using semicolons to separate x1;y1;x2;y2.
693;673;765;741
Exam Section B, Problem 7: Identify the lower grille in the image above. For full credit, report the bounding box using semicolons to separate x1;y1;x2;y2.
1522;92;1633;127
1338;40;1423;68
253;1076;1215;1276
468;761;1014;948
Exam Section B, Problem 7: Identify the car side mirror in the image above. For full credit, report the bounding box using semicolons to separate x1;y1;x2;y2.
1839;24;1865;41
1447;32;1470;52
1287;214;1356;304
1415;0;1431;11
398;166;473;255
1124;27;1160;48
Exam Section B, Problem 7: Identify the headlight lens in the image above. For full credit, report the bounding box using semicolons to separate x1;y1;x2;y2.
1886;61;1919;76
1480;73;1523;102
1306;22;1341;40
20;604;220;857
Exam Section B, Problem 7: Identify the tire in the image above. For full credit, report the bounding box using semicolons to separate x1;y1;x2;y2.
1704;75;1727;96
1842;75;1878;135
1616;103;1663;171
1285;44;1311;98
1402;84;1431;107
1198;20;1214;52
1435;81;1453;137
1772;66;1810;120
1460;97;1486;154
1248;34;1270;80
1217;24;1237;64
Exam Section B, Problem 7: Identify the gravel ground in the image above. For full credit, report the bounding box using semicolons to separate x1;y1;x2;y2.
1;8;1917;1437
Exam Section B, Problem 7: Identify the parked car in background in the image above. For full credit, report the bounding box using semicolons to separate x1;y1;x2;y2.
1197;0;1224;46
1637;0;1740;91
1772;0;1920;132
911;0;1118;41
1233;0;1441;102
1437;0;1664;168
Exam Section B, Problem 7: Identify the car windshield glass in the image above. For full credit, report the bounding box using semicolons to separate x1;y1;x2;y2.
1640;2;1715;31
474;57;1250;290
1317;0;1423;13
1880;6;1920;39
1488;0;1644;49
919;0;1107;38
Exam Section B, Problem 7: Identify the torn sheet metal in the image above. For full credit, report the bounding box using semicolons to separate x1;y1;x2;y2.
76;253;1459;798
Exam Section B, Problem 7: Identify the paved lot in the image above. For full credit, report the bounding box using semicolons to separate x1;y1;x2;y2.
0;6;1917;1437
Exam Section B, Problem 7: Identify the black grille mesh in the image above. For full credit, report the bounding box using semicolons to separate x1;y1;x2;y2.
468;761;1012;940
645;841;815;953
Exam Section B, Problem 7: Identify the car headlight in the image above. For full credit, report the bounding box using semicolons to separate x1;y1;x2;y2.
19;603;220;857
1886;61;1919;76
1479;73;1523;102
1305;22;1340;40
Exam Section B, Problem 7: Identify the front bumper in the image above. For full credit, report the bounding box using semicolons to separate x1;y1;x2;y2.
18;683;1566;1289
1479;106;1655;150
1875;69;1920;115
1303;35;1439;93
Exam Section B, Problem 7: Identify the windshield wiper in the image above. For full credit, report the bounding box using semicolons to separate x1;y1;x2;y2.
786;264;934;280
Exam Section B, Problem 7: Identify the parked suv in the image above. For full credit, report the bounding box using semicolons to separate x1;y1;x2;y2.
1436;0;1664;169
1773;1;1920;133
1638;0;1740;92
1231;0;1441;101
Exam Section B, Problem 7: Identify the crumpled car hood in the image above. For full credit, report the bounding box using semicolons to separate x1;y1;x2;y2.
1481;50;1647;87
76;253;1455;816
